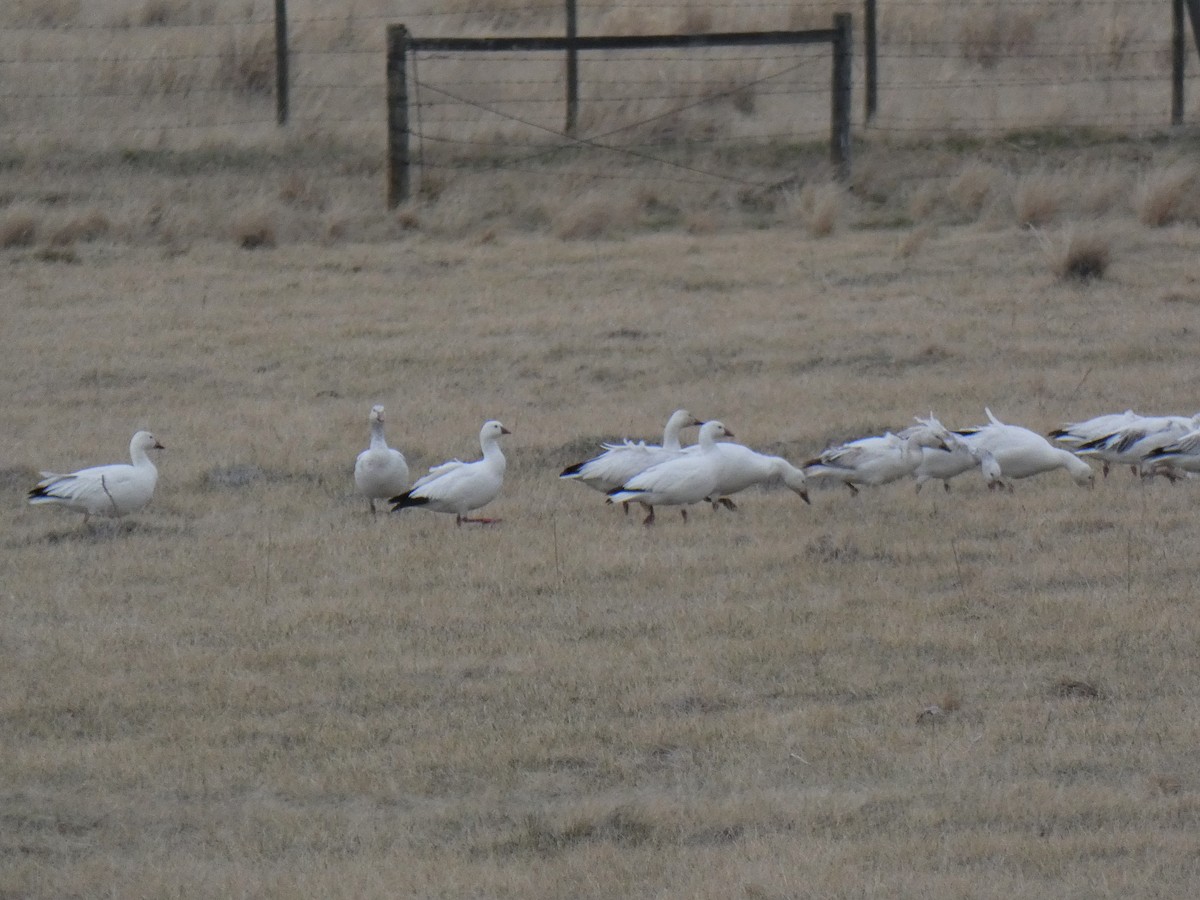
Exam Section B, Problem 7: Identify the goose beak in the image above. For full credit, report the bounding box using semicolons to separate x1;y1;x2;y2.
794;486;811;505
154;440;165;449
500;426;512;435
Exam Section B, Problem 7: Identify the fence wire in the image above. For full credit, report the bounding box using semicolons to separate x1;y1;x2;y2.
0;0;1196;192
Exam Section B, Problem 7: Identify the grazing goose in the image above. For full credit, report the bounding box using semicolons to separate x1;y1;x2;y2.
1075;413;1199;477
354;404;409;514
390;420;510;525
1048;411;1140;474
909;420;1008;493
1048;410;1142;445
700;442;810;510
956;408;1094;487
1142;428;1200;479
803;417;950;495
559;409;703;511
29;430;164;523
606;420;734;525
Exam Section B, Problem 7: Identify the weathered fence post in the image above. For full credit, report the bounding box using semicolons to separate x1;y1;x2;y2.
864;0;876;123
1174;0;1185;124
386;25;411;208
831;13;852;180
274;0;288;125
565;0;579;136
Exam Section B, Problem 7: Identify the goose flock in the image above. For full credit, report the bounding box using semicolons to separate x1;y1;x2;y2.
25;404;1200;528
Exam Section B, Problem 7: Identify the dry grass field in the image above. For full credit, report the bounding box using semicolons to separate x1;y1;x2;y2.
5;216;1200;898
6;1;1200;898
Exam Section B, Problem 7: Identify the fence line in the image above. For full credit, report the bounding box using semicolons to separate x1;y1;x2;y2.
1;0;1200;204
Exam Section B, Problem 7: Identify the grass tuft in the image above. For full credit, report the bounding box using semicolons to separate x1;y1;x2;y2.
231;209;277;249
1046;226;1112;282
1136;163;1200;227
0;207;38;248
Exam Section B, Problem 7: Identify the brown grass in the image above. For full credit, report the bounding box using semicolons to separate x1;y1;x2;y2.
3;3;1200;897
5;212;1200;897
0;207;39;247
1135;163;1200;227
1046;226;1113;282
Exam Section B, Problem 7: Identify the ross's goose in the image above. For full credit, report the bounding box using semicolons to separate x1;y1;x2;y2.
698;442;811;509
1075;413;1199;477
907;418;1007;493
559;409;703;511
390;420;510;525
354;404;409;514
1048;410;1140;453
1141;428;1200;479
956;408;1094;487
29;430;164;523
803;417;950;495
606;420;733;525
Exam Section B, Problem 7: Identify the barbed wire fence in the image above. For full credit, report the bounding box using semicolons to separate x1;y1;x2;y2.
1;0;1198;204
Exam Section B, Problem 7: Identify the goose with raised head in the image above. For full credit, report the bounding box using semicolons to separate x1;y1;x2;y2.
29;430;164;523
354;404;409;514
956;408;1094;487
559;409;703;510
390;420;511;525
606;420;734;525
803;417;950;495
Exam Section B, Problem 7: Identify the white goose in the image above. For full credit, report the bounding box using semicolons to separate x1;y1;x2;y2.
559;409;703;510
1048;410;1141;449
1142;428;1200;478
908;419;1007;493
1075;413;1199;477
29;430;164;523
354;404;409;514
701;442;810;509
956;408;1094;487
606;420;734;525
803;417;950;495
390;420;510;525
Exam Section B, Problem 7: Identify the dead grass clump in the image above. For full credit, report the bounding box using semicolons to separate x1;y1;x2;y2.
684;210;720;235
1052;677;1104;699
1013;173;1064;227
1047;228;1111;282
0;208;39;248
215;33;275;96
1101;15;1135;68
552;191;633;240
948;163;1004;221
677;7;713;35
137;0;216;27
1136;164;1200;227
9;0;81;27
783;183;844;237
231;209;277;249
49;209;111;246
894;224;934;260
960;9;1038;68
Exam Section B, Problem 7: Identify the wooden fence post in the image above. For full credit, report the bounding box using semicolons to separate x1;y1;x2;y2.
864;0;877;123
274;0;288;125
387;25;411;208
565;0;578;137
831;13;852;180
1174;0;1185;124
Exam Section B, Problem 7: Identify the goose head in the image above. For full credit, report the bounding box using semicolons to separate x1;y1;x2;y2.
697;421;734;446
481;420;512;441
369;404;386;425
132;430;165;453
